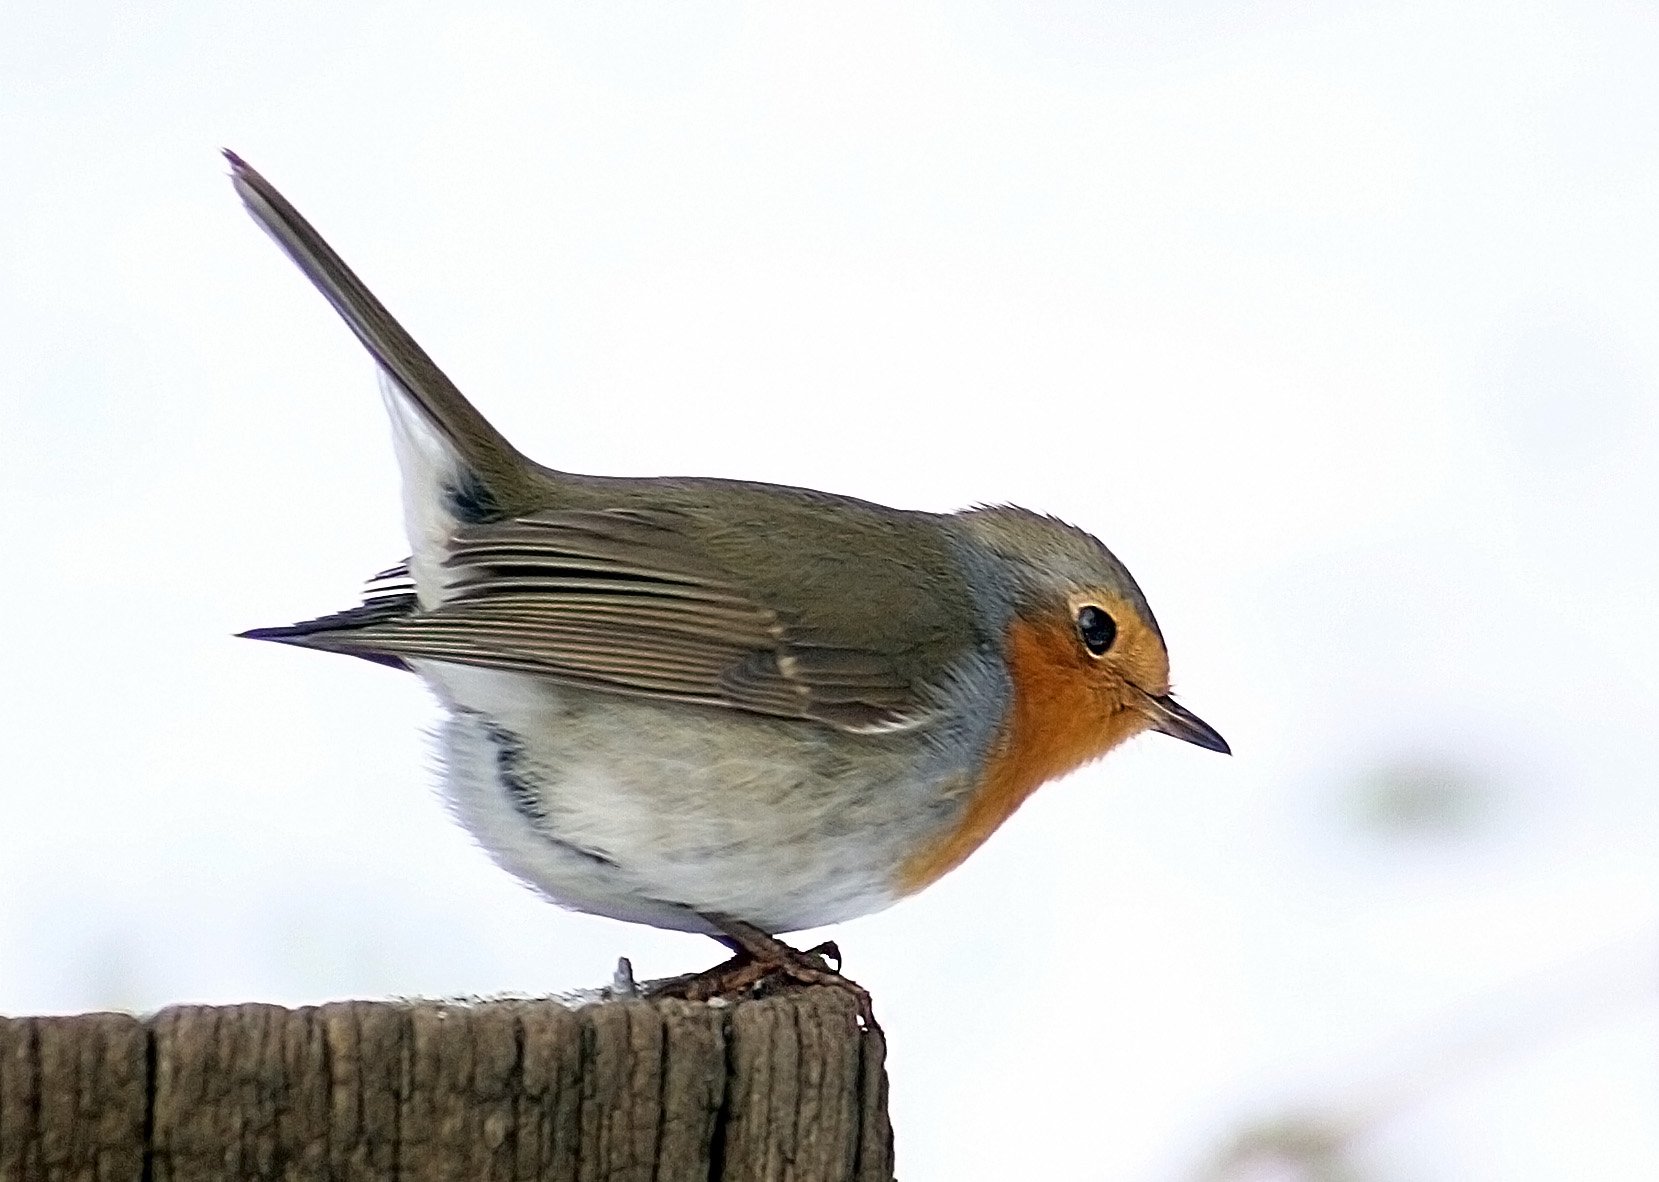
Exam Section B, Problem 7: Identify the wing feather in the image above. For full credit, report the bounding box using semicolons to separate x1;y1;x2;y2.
248;508;933;733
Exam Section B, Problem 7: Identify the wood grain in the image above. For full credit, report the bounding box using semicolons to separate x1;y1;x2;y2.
0;989;890;1182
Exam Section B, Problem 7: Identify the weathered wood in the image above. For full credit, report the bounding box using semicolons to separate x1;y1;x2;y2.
0;989;891;1182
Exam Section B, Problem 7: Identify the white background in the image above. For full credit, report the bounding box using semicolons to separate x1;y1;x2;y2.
4;3;1657;1178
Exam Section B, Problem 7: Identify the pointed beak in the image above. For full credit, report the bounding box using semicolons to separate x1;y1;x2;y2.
1144;694;1231;755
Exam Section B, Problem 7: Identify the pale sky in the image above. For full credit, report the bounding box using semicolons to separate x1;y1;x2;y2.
4;3;1657;1179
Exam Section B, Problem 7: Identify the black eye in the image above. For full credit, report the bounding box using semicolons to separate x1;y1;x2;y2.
1076;605;1117;655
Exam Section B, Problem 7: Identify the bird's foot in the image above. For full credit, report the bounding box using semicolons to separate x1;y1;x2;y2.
646;918;876;1031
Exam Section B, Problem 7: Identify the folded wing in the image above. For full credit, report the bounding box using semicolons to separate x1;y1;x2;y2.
242;507;928;734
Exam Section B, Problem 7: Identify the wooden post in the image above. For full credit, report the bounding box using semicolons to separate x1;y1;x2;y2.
0;988;892;1182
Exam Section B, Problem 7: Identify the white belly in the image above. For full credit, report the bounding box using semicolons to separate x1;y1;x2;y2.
416;661;974;935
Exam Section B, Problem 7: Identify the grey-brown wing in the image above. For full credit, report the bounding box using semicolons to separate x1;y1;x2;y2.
245;508;927;733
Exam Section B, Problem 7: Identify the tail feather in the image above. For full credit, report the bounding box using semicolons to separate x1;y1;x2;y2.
225;150;529;505
227;150;538;601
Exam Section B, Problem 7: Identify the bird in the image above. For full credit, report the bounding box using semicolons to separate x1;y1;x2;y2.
226;150;1229;1023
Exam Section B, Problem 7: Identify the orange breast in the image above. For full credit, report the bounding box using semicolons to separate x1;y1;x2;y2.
895;613;1148;895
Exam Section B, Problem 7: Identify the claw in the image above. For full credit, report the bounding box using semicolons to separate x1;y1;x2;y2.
803;940;843;972
647;918;877;1031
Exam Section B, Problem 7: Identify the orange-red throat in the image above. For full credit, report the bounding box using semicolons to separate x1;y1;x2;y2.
895;609;1153;895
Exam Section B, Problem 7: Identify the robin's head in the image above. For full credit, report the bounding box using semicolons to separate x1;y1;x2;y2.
893;503;1230;896
956;504;1229;760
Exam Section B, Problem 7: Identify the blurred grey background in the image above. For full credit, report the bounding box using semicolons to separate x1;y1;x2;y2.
3;3;1656;1178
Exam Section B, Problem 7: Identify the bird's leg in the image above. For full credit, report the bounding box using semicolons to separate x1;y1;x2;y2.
646;917;875;1029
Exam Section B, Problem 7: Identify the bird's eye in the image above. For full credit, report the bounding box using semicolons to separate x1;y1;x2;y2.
1076;604;1117;656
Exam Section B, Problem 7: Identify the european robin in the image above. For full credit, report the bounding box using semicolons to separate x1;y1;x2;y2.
228;152;1228;1020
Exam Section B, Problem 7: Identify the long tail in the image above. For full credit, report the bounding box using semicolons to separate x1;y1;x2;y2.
225;151;533;517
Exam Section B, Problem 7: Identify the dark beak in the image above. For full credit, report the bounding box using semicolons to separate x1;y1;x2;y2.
1145;694;1231;755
